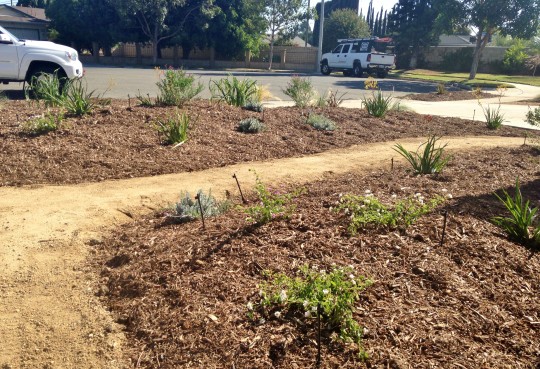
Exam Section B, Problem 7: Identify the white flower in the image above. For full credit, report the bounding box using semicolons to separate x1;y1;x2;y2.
279;290;287;302
303;300;309;308
274;311;281;318
414;192;422;198
441;188;448;193
247;302;253;311
391;193;397;199
304;311;312;318
349;274;355;279
312;305;318;312
365;189;372;194
322;289;329;295
365;193;374;198
447;194;453;199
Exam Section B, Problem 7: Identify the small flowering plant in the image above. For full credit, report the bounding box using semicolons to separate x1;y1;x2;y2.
245;171;304;225
337;192;445;234
257;264;372;358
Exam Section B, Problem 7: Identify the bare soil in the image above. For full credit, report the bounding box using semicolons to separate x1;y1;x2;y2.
0;98;539;369
401;91;495;102
96;145;540;369
0;99;529;187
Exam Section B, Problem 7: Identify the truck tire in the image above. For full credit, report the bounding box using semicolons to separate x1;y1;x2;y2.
27;64;68;91
353;63;363;77
320;61;331;75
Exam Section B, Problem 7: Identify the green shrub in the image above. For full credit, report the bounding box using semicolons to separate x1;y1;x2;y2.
282;76;316;108
337;193;445;234
438;48;474;72
170;190;229;223
394;135;451;175
29;72;66;107
243;101;264;112
63;78;100;116
492;179;539;248
482;104;504;129
525;106;540;127
155;111;192;145
503;40;528;74
257;264;372;359
362;90;394;117
156;68;203;107
306;113;336;131
21;111;64;135
210;75;259;107
245;172;303;225
237;117;265;133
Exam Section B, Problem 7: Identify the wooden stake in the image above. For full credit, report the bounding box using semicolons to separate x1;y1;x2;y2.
316;303;322;367
233;173;247;204
195;193;206;229
440;210;448;247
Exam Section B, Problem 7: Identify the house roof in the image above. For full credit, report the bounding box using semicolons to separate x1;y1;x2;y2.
439;34;472;46
0;5;49;25
264;35;312;47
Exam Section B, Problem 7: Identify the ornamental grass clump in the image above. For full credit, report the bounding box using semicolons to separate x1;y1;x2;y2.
337;192;445;234
237;117;265;133
210;75;259;107
29;72;66;107
156;68;203;107
169;190;229;223
482;104;504;130
393;135;451;174
362;90;394;118
155;111;192;145
282;76;316;108
492;179;539;248
62;78;100;116
306;113;336;131
256;264;372;359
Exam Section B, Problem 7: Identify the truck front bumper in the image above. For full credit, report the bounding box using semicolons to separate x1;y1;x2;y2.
63;61;84;79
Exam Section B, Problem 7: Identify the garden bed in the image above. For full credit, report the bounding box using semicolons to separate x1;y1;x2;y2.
95;145;540;368
401;91;495;101
0;99;530;187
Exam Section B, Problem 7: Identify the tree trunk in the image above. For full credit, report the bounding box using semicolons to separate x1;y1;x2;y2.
469;30;489;80
152;24;159;65
269;31;275;70
409;50;418;69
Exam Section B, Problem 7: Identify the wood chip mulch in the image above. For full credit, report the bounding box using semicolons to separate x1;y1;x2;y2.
401;91;496;102
94;145;540;369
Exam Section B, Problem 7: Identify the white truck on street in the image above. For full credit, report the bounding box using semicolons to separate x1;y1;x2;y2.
0;25;83;85
320;37;395;78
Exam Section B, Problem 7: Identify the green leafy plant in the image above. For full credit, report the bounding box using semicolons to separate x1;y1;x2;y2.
156;68;203;107
282;76;316;108
155;111;192;145
525;106;540;127
502;40;527;74
306;113;336;131
337;193;445;234
21;111;64;135
393;135;451;174
245;171;303;225
62;78;100;116
29;72;66;107
492;179;539;248
210;75;259;107
237;117;265;133
257;264;372;358
481;104;504;129
169;190;229;223
436;83;447;95
243;101;264;112
362;90;394;117
136;90;154;107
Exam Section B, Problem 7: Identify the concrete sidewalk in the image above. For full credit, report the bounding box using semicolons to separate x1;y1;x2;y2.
264;83;540;131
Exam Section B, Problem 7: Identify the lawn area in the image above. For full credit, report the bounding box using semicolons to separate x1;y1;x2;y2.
391;69;540;88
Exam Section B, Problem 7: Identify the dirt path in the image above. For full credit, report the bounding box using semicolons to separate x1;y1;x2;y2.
0;136;526;368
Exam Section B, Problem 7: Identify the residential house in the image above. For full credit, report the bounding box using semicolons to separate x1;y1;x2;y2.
0;5;49;41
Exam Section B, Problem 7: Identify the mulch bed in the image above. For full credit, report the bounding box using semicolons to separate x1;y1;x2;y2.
0;99;531;187
95;145;540;368
401;91;495;101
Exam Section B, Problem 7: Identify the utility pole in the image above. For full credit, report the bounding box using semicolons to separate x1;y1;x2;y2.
316;0;325;70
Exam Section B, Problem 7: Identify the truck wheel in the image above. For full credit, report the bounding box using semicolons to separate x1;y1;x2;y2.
353;63;363;77
28;65;68;92
377;70;388;79
320;62;331;75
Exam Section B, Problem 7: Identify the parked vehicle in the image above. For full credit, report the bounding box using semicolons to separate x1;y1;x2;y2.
320;37;395;78
0;26;83;85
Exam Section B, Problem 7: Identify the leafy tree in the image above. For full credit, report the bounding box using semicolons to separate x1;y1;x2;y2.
313;0;360;46
322;9;370;51
440;0;540;79
388;0;440;68
111;0;213;64
502;39;528;73
263;0;308;70
16;0;47;6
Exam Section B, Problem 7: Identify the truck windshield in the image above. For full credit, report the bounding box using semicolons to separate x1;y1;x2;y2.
0;26;19;42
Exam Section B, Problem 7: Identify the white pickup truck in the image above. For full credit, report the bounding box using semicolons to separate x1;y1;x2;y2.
320;37;395;78
0;25;83;85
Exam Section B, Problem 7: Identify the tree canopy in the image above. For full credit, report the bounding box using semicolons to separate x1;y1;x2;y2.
322;9;370;52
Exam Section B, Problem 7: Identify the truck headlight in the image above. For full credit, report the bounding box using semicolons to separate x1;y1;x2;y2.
65;51;77;61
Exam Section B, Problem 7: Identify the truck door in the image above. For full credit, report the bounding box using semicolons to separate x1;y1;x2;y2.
340;44;352;68
0;35;19;79
327;44;343;68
